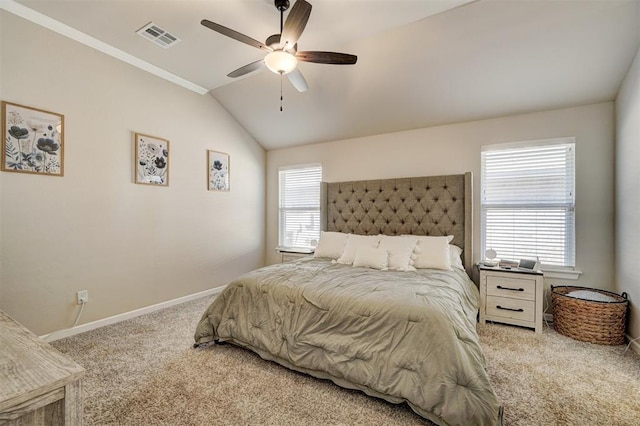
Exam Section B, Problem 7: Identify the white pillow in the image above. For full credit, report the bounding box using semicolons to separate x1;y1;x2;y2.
378;235;418;271
412;236;453;270
353;246;388;270
337;234;382;265
313;231;349;260
449;244;464;270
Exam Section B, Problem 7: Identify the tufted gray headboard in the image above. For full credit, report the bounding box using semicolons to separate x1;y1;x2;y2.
321;173;473;274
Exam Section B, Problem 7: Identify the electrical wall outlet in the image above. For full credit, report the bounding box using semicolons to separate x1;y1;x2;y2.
77;290;89;304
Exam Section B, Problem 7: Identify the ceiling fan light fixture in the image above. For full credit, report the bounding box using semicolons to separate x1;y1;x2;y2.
264;50;297;75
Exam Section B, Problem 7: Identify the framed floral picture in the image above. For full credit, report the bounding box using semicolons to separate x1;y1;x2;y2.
208;150;230;191
2;101;64;176
134;133;169;186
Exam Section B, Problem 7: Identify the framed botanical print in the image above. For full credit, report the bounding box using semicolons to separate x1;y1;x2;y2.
2;101;64;176
134;133;169;186
207;150;230;191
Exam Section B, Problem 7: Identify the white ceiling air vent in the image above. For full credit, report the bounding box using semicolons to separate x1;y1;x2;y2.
136;22;181;48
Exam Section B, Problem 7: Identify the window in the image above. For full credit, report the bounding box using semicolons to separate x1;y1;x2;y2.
279;164;322;250
481;138;575;268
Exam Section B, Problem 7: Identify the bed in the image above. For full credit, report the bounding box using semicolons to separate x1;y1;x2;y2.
194;173;503;426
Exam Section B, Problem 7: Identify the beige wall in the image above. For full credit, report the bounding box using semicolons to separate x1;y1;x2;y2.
615;46;640;344
0;12;266;335
267;103;615;294
0;10;4;309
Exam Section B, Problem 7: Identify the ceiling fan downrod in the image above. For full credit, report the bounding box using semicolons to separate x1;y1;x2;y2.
275;0;290;33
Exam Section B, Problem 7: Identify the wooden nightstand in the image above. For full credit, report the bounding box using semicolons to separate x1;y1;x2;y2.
479;265;544;333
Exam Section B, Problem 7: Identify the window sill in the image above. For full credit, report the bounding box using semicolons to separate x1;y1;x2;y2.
276;247;315;255
541;268;582;280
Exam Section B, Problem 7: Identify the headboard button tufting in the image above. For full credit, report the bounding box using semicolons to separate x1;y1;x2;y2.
325;174;468;259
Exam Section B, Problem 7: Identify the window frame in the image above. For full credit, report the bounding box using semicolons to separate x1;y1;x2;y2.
278;163;323;251
480;137;576;270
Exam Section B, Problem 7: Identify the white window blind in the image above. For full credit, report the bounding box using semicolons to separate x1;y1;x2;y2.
279;164;322;250
481;139;575;268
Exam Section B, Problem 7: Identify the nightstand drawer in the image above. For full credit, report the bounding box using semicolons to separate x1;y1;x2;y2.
486;275;536;301
486;296;535;322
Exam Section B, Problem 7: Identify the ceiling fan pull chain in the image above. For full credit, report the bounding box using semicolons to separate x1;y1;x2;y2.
280;73;284;112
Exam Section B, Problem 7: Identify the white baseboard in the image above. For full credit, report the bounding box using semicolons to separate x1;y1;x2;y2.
626;334;640;356
41;286;226;342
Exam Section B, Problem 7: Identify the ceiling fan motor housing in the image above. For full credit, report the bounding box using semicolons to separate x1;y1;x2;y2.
266;34;282;49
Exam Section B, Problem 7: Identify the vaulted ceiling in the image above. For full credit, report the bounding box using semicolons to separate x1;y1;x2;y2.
7;0;640;150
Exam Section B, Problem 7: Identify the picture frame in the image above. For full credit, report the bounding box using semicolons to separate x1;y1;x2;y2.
134;132;169;186
207;150;230;191
2;101;64;176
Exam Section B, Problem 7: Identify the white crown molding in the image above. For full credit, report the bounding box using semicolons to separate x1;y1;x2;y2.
0;0;209;95
40;285;226;342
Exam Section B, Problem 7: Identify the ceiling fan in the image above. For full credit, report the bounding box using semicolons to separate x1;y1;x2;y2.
201;0;357;93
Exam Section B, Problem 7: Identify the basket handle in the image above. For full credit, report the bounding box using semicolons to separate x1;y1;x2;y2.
622;292;628;300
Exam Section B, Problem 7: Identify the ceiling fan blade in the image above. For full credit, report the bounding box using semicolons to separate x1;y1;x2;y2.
227;60;265;78
281;0;312;50
201;19;271;52
287;68;309;92
296;51;357;65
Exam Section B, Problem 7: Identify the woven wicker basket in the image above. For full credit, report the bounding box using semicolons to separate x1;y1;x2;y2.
551;285;628;345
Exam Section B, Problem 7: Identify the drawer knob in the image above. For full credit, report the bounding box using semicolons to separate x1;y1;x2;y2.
496;305;524;312
497;285;524;292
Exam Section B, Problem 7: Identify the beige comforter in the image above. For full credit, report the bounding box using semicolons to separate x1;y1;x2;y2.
194;258;502;426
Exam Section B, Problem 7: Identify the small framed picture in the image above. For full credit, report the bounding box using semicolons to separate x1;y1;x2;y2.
2;101;64;176
134;133;169;186
207;150;230;191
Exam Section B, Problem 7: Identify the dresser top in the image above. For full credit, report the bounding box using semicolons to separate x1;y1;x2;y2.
0;310;84;410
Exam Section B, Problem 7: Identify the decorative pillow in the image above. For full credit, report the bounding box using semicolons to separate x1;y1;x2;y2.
412;236;453;270
337;234;382;265
449;244;464;270
378;235;418;271
353;246;388;270
313;231;349;260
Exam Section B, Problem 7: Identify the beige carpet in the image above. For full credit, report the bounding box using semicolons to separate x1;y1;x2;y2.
51;295;640;425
